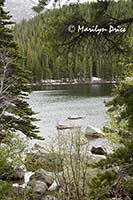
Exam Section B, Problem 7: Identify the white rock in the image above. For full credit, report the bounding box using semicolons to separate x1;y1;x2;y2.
48;180;59;191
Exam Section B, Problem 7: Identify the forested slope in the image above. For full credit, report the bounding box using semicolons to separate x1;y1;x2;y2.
14;1;133;83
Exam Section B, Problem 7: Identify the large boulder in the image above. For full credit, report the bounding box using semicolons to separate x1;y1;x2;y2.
91;146;107;155
26;180;48;200
85;125;105;140
31;181;48;193
30;169;54;187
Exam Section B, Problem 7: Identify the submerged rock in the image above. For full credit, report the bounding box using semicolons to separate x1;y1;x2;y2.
57;124;81;130
68;116;85;120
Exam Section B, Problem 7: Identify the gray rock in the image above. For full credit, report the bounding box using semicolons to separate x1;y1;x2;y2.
30;169;54;187
85;125;104;140
13;167;25;180
33;181;48;193
26;180;48;200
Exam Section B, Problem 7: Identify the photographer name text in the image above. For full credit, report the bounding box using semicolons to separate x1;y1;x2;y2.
68;24;126;34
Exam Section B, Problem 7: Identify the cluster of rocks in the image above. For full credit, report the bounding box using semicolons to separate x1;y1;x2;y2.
25;169;58;200
84;125;108;156
12;125;112;200
13;169;58;200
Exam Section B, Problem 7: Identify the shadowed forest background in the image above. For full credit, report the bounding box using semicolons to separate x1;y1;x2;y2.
14;0;133;83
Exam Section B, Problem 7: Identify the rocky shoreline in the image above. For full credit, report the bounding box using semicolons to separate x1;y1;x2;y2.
11;125;114;200
28;78;118;87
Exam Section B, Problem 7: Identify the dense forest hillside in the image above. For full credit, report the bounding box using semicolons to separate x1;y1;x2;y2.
14;1;133;83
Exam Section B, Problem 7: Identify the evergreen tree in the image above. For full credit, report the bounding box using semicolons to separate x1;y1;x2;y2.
0;0;43;139
88;63;133;199
14;1;133;83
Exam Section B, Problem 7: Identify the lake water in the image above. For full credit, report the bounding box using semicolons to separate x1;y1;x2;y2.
28;84;114;142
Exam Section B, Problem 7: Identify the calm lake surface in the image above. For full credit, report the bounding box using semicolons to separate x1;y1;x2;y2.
28;84;114;142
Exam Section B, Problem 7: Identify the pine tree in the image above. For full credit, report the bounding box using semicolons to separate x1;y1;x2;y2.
14;1;133;82
0;0;43;140
88;64;133;199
